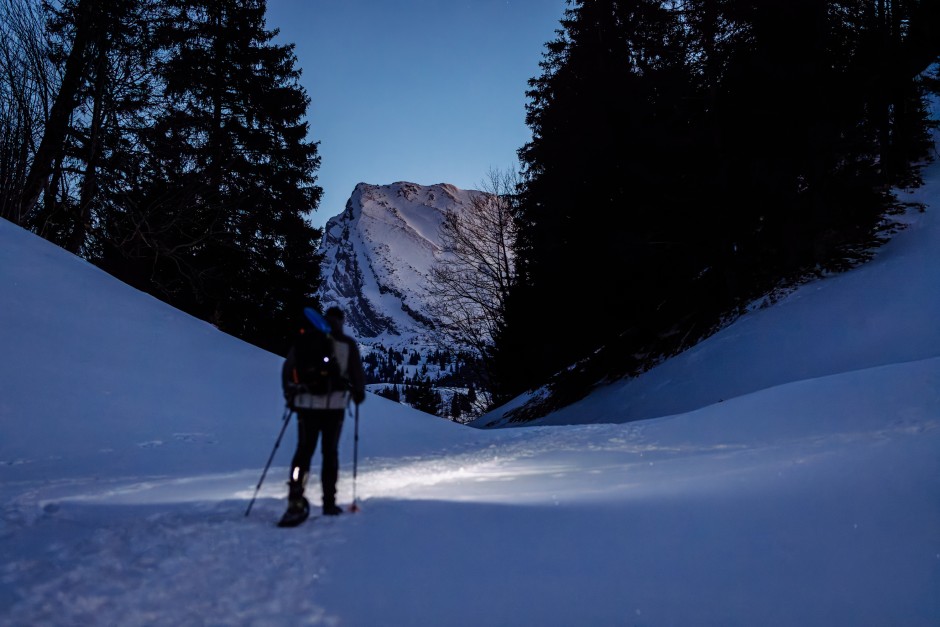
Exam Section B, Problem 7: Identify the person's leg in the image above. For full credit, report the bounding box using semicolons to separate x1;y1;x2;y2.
318;409;345;513
288;410;322;505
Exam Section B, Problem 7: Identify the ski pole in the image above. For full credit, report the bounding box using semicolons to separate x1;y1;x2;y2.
350;402;361;513
245;405;293;517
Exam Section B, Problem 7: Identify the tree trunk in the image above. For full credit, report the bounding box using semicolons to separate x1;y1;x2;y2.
67;33;108;254
17;0;97;224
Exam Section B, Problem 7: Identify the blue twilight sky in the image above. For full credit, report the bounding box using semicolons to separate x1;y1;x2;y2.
263;0;567;228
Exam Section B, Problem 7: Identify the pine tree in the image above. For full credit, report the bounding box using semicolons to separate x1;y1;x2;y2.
493;0;938;409
495;0;692;399
101;0;322;352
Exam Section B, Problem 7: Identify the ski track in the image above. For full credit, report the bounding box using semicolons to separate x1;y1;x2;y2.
0;419;691;627
0;397;937;625
1;500;343;626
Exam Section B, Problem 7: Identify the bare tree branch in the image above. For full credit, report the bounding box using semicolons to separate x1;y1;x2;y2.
0;0;56;223
426;167;519;411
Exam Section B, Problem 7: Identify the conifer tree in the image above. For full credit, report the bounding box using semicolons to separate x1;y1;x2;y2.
495;0;692;398
102;0;322;352
494;0;938;408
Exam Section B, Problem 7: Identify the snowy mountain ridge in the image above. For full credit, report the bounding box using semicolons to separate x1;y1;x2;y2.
317;181;490;343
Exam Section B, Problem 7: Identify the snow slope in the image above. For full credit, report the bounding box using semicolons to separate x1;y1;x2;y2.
1;161;939;623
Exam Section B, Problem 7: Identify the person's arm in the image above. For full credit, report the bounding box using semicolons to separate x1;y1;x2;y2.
348;341;366;404
281;347;297;398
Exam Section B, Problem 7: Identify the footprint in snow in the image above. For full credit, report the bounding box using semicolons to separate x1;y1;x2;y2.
173;433;218;445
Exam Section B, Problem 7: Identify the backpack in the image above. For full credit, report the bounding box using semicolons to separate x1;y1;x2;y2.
291;327;350;394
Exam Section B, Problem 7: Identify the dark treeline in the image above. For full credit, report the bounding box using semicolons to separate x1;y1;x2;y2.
4;0;940;414
0;0;322;354
491;0;940;413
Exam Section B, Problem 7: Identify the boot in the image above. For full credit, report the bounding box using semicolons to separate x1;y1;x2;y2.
322;502;344;516
288;482;305;508
278;497;310;527
287;468;308;505
278;469;310;527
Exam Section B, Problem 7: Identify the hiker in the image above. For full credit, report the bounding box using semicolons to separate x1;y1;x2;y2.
280;306;366;523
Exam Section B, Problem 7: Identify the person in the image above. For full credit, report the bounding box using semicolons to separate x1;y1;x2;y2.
281;306;365;520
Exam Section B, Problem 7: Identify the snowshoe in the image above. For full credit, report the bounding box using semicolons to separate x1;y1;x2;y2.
277;497;310;528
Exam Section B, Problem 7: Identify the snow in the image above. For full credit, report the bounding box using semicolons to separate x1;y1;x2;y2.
2;170;940;624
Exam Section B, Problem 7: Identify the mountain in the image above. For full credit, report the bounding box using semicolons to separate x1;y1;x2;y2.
317;181;492;416
318;181;490;341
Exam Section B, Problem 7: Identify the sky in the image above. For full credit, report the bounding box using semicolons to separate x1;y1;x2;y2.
1;133;938;623
262;0;567;228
